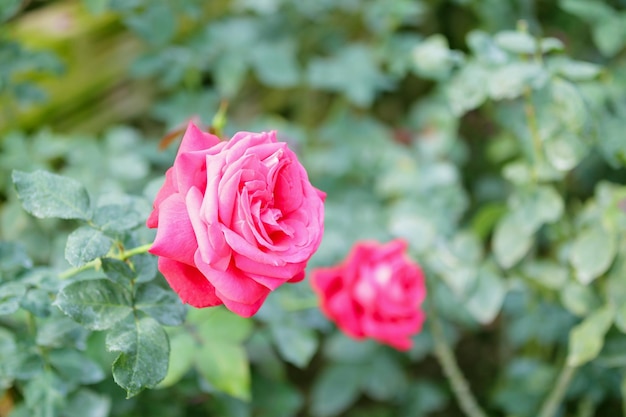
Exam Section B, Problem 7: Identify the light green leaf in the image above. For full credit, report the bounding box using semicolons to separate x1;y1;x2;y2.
195;342;251;400
156;331;195;388
488;62;548;100
561;282;601;317
592;14;626;57
549;57;602;80
93;204;141;232
570;224;616;285
362;353;406;401
0;282;26;315
12;170;91;220
551;78;587;133
311;364;362;417
493;213;534;268
307;44;392;106
567;306;614;366
250;41;300;87
55;279;133;330
464;266;507;324
191;307;253;343
270;324;318;368
411;34;461;80
545;132;587;171
134;283;186;326
65;227;112;268
494;31;537;54
22;370;64;417
108;316;169;397
446;62;488;116
20;288;52;317
523;260;568;290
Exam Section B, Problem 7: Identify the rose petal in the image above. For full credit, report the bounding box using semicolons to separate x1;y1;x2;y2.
149;194;198;266
146;168;178;228
158;257;222;308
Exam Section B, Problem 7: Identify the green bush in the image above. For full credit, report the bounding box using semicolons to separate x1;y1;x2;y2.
2;0;626;416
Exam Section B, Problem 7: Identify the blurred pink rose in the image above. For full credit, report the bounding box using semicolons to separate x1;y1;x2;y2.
147;122;325;317
311;239;426;350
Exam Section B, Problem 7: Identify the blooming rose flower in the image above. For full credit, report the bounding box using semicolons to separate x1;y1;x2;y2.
311;239;426;350
147;122;325;317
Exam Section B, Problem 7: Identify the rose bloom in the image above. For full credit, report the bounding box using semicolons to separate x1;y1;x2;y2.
147;122;325;317
311;239;426;350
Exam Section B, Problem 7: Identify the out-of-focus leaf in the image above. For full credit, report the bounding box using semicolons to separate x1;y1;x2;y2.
311;364;362;417
270;324;318;369
134;283;186;326
567;306;613;366
570;224;616;285
12;170;91;220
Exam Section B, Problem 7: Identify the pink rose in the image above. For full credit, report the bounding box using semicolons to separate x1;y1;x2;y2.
147;122;325;317
311;239;426;351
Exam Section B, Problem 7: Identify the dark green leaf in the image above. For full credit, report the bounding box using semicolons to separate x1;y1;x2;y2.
101;258;135;287
65;227;112;267
55;279;133;330
107;316;169;397
12;170;91;220
134;283;186;326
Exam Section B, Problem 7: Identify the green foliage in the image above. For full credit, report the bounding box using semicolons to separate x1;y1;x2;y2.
3;0;626;416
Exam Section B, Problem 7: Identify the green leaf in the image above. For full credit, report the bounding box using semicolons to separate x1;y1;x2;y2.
549;57;602;80
311;364;362;417
592;14;626;57
131;253;158;283
411;34;461;80
12;170;91;220
196;342;251;400
0;0;21;22
0;282;26;315
270;324;318;368
48;349;105;386
494;31;537;54
252;375;304;417
487;62;548;100
65;227;112;267
570;224;616;285
567;306;614;366
464;266;507;324
55;279;133;330
493;213;534;268
107;316;170;397
20;288;52;317
0;241;32;276
250;41;300;87
307;44;391;106
22;370;65;417
101;258;135;287
545;132;587;171
551;78;587;133
36;317;88;349
134;283;186;326
523;260;568;290
65;389;111;417
362;353;406;401
561;282;601;317
446;62;488;116
93;204;141;232
191;307;253;343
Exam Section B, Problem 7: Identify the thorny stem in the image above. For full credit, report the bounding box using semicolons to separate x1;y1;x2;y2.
537;363;577;417
58;243;153;280
429;307;488;417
